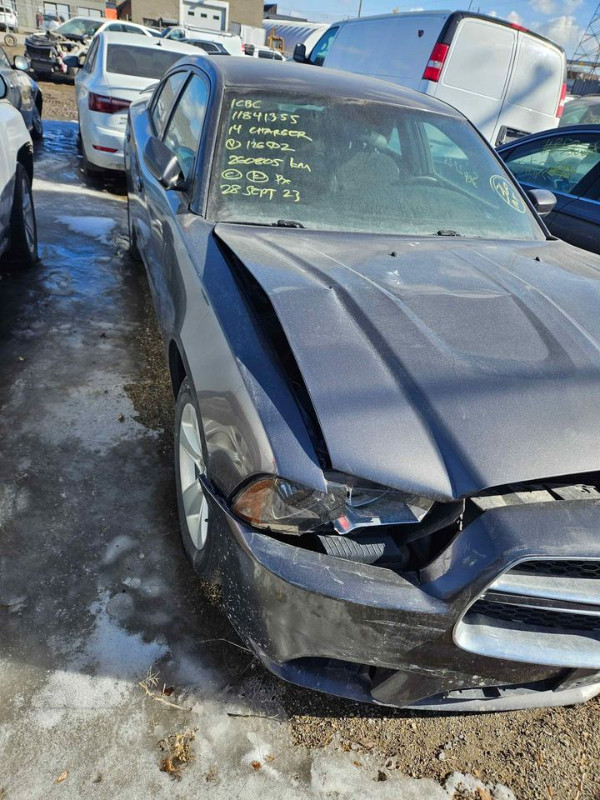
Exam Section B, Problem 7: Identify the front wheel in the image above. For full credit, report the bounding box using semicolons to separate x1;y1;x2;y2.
8;163;38;267
174;378;218;578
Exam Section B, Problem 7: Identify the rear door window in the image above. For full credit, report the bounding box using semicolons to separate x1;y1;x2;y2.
163;73;209;181
423;122;478;188
121;24;146;35
503;133;600;195
151;70;187;137
83;35;99;72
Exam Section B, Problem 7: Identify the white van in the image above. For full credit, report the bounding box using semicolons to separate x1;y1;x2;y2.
294;11;567;146
163;25;243;56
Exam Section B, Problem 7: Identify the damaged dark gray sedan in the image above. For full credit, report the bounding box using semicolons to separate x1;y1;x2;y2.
125;56;600;712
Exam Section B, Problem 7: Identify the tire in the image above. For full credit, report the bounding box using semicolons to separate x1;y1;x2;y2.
30;103;43;141
80;133;103;179
127;195;141;261
174;378;219;579
8;164;38;267
3;33;16;47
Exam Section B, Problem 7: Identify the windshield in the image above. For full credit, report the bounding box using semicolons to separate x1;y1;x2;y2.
209;91;544;240
106;45;187;79
56;17;103;36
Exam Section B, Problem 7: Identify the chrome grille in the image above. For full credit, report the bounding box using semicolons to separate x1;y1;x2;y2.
454;559;600;669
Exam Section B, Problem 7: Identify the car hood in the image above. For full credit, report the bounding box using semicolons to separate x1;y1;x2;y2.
215;224;600;500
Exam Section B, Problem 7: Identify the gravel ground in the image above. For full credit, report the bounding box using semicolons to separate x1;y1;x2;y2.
3;59;600;796
38;79;77;122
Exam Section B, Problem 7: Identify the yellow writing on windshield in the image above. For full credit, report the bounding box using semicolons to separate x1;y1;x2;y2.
218;96;314;203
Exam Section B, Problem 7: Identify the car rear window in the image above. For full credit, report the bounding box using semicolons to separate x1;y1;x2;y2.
106;44;186;79
56;18;102;36
209;90;544;240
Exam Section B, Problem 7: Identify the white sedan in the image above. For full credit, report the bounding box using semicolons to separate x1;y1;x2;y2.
0;75;37;266
75;32;200;175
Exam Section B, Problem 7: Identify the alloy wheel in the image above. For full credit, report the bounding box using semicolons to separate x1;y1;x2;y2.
178;402;209;550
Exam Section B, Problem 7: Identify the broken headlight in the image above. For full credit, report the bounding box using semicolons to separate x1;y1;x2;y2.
231;476;433;536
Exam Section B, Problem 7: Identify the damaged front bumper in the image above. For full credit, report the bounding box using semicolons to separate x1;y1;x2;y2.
210;494;600;711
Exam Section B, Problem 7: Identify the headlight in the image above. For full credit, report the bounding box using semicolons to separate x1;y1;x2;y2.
231;476;433;536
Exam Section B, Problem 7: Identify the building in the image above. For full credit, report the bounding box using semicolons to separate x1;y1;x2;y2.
118;0;262;30
263;3;306;21
16;0;108;30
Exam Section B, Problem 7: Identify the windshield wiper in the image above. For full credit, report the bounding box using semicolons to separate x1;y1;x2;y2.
224;220;305;228
435;229;461;237
273;219;304;228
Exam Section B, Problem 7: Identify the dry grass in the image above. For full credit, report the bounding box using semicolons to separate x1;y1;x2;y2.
158;730;197;780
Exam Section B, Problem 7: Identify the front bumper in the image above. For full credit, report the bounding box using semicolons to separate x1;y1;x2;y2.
211;494;600;711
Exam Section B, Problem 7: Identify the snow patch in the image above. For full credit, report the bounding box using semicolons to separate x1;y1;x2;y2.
445;772;517;800
310;752;448;799
35;177;127;202
74;590;168;680
57;215;117;244
0;483;30;527
31;670;130;729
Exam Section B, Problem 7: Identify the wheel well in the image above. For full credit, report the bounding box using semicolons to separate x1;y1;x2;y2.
17;143;34;183
169;341;187;398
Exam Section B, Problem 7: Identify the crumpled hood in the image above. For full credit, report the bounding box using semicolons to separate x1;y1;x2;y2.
215;224;600;500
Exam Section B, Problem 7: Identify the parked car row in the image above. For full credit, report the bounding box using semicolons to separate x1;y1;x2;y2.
4;10;600;716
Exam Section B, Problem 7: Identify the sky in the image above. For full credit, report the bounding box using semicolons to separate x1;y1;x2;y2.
275;0;598;57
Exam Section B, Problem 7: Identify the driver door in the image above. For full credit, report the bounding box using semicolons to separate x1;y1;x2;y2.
139;70;210;332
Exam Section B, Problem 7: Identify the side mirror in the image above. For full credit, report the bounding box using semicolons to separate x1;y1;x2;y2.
293;42;307;62
13;55;29;72
0;75;6;100
527;188;556;217
144;136;188;191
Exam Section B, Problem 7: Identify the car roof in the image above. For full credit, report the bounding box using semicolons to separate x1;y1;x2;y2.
99;31;201;54
184;55;464;115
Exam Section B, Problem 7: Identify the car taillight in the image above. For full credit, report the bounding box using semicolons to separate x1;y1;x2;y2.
88;92;131;114
423;42;449;82
556;82;567;118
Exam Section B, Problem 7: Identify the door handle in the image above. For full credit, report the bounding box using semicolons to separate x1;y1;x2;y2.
136;175;143;194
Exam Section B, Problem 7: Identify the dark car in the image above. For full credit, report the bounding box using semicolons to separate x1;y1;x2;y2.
498;125;600;255
126;56;600;713
0;46;42;140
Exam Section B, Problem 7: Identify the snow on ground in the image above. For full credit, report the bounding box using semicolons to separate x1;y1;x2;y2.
57;215;117;244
